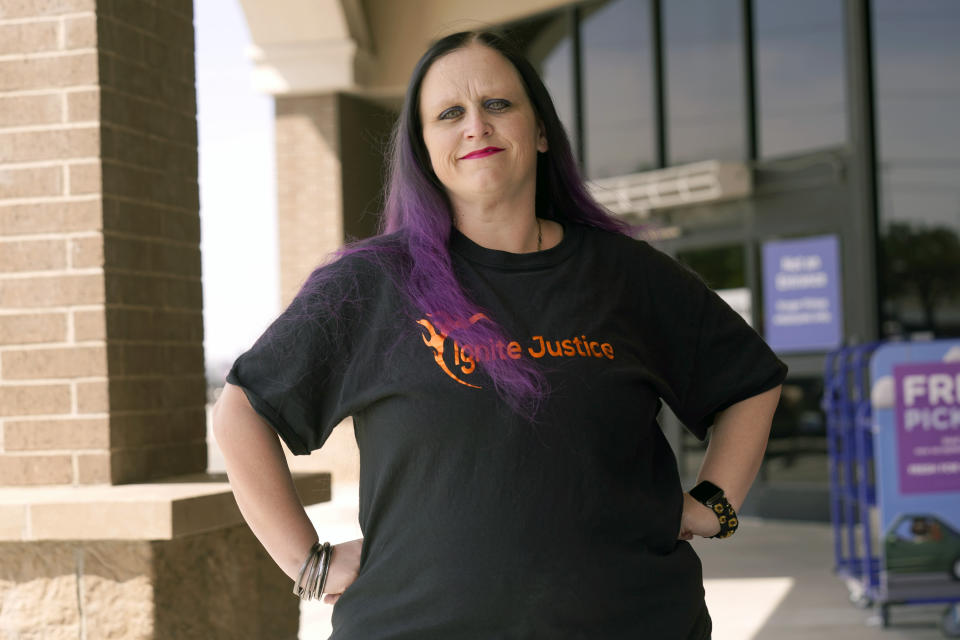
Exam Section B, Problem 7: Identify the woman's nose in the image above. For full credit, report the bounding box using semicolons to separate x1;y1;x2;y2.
463;108;491;138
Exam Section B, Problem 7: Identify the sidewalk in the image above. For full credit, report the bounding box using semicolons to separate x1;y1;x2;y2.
691;517;948;639
299;483;951;639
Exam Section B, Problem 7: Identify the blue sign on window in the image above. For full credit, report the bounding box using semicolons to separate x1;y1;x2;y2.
762;235;843;352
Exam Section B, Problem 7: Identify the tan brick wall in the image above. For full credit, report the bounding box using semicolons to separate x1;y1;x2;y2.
0;0;205;485
3;416;109;450
275;94;345;306
0;1;103;486
274;92;392;304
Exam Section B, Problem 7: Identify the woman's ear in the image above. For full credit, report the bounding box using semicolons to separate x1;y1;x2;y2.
537;121;548;153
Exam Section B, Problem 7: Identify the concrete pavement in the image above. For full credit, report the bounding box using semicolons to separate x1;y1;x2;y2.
692;517;950;639
298;483;953;639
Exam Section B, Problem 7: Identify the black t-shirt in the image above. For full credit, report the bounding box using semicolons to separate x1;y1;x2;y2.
225;220;787;640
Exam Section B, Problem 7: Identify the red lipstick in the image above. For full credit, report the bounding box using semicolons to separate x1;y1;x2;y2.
461;147;504;159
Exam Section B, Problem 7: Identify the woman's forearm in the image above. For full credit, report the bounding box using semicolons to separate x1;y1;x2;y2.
213;384;318;581
694;385;782;512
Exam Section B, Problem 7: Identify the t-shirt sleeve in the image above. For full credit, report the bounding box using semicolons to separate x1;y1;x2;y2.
224;257;370;455
639;241;788;441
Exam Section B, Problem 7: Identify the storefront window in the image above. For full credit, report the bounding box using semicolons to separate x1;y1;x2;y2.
580;0;655;179
676;244;751;325
683;379;827;486
663;0;745;165
754;0;847;158
760;377;828;484
675;246;827;484
874;0;960;338
676;244;745;290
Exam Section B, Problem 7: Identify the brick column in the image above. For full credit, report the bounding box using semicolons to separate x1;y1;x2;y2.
275;92;392;304
0;0;205;485
274;92;393;483
0;3;329;637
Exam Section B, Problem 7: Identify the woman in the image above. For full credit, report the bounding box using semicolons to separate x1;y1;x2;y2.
214;30;786;640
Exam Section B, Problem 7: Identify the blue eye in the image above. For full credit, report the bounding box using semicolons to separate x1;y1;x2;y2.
438;100;510;120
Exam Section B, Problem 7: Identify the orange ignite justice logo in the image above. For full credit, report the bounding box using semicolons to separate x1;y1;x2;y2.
415;313;615;389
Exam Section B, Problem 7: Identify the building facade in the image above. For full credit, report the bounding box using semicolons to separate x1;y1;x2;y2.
237;0;960;521
1;0;956;636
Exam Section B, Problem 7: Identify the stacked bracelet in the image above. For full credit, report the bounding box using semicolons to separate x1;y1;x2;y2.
292;541;334;601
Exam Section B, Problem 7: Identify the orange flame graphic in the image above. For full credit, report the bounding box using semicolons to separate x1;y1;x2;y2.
415;313;487;388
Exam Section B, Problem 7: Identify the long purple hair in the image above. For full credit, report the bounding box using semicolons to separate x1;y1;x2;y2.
295;30;634;422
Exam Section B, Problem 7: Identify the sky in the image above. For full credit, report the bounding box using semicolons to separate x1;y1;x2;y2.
194;0;278;378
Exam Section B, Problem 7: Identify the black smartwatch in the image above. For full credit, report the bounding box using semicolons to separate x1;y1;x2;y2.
688;480;738;539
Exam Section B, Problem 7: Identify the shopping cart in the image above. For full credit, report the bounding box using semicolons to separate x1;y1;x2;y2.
823;341;960;637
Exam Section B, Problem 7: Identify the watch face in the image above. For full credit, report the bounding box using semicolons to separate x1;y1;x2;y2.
690;481;724;505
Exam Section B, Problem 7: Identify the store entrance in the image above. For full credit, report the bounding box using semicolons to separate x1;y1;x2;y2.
648;148;868;521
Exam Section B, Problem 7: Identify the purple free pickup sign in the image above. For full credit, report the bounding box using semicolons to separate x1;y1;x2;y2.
893;362;960;494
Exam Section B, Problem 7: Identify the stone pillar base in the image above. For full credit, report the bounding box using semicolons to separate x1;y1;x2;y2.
0;472;328;639
0;527;296;640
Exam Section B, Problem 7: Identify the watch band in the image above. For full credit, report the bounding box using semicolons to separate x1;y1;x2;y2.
689;480;739;539
707;496;738;539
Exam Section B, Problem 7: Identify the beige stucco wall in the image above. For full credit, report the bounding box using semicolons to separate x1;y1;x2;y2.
362;0;574;91
238;0;574;104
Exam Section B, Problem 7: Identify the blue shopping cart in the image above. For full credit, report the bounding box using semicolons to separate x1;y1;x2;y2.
823;341;960;637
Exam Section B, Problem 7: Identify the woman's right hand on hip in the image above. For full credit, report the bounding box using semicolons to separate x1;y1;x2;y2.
322;537;364;604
